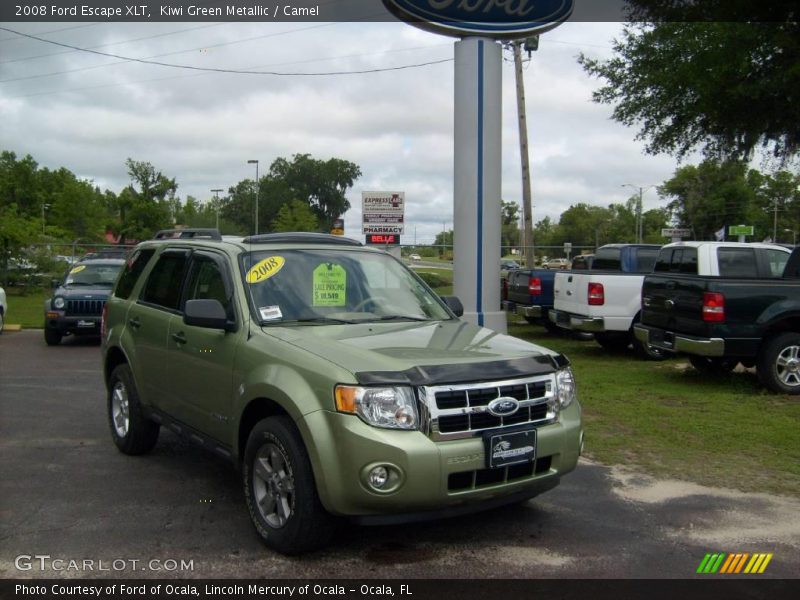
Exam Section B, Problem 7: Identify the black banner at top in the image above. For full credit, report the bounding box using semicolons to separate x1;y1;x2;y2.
1;0;798;23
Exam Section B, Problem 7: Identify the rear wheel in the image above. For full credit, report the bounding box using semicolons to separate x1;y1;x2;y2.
108;364;160;454
243;416;337;554
594;331;630;353
688;356;738;375
757;332;800;394
44;328;62;346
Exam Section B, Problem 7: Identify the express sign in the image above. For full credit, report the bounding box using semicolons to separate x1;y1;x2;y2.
382;0;574;39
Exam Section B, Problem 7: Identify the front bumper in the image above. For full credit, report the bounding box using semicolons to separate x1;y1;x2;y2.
633;324;724;357
298;402;582;520
45;313;101;335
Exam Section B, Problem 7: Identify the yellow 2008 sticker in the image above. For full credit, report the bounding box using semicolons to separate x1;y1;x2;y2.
246;256;285;284
69;265;86;274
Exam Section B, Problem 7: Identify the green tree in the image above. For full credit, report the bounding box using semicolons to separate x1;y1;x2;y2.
659;160;757;240
271;200;320;232
501;200;521;254
115;159;176;241
0;204;40;285
579;5;800;161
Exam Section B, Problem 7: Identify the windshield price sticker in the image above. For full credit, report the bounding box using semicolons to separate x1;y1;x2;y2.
258;306;283;321
313;264;346;307
246;256;285;284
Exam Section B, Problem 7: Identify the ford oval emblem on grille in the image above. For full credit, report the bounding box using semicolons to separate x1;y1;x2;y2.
488;397;520;417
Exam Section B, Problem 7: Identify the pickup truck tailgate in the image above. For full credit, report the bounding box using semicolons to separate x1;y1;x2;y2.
553;272;589;314
641;274;710;336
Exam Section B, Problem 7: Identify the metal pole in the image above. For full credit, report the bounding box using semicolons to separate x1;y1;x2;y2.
512;41;534;268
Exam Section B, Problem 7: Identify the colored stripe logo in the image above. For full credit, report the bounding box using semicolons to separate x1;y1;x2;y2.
696;552;773;574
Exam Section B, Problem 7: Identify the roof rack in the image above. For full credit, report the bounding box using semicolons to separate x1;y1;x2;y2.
154;228;222;240
240;232;363;246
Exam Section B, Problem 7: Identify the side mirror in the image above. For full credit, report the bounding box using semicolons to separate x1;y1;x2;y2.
184;299;231;330
440;295;464;317
51;279;61;289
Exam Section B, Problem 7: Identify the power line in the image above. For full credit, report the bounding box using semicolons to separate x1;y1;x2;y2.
0;24;451;79
0;23;101;44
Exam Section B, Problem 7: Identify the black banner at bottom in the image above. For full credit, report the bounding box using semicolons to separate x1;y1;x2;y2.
2;579;799;600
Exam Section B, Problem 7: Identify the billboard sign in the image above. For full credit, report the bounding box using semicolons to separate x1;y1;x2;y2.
382;0;574;40
362;191;405;235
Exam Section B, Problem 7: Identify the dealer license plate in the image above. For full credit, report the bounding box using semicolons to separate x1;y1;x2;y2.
484;429;537;468
77;320;96;328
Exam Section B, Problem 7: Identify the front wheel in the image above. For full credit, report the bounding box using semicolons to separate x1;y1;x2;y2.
44;328;62;346
757;332;800;394
243;416;337;554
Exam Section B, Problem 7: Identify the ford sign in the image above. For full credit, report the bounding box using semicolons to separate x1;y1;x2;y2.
487;397;520;417
382;0;574;39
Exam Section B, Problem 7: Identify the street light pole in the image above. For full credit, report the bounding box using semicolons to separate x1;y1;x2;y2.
210;188;223;230
41;203;50;235
247;160;259;235
621;184;653;243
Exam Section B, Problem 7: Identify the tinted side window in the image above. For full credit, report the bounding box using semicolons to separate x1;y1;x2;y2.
654;249;674;272
141;251;189;310
592;248;621;270
717;248;757;277
679;248;698;274
184;256;233;318
764;249;789;277
633;247;659;273
114;248;155;299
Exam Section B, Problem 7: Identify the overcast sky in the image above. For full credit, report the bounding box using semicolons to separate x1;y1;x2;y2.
0;16;684;243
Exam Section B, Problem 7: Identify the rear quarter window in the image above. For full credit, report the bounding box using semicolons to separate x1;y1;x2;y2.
717;248;758;277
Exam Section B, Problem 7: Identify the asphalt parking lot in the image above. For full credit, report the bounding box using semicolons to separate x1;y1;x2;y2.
1;330;799;579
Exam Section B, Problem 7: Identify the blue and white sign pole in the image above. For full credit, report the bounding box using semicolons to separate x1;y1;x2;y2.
454;38;503;331
382;0;573;332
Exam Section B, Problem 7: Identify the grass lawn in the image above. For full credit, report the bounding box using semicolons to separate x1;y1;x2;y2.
3;286;48;329
507;318;800;497
6;281;798;496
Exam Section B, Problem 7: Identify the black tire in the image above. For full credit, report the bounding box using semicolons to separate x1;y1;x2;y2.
632;334;669;361
107;364;160;455
757;332;800;394
243;416;337;554
594;331;630;353
689;356;738;375
44;328;62;346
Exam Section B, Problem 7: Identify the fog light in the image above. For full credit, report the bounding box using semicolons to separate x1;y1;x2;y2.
368;466;389;489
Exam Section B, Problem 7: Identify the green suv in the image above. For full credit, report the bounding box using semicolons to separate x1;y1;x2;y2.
101;229;583;554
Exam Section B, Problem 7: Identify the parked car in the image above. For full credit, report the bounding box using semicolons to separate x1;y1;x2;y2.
543;258;570;270
408;253;422;261
550;244;664;359
0;285;6;334
634;242;794;391
44;257;125;345
101;229;583;554
570;254;594;270
501;259;521;271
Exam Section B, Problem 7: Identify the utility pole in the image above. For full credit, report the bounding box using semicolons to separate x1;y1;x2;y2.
247;159;259;235
512;38;536;268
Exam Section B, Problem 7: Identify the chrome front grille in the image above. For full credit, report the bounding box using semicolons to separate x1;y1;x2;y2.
419;375;558;441
65;299;105;316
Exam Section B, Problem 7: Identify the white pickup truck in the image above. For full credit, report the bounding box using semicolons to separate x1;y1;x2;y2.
550;241;791;359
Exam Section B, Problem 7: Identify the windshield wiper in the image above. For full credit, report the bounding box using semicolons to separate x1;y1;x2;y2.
365;315;431;322
266;317;359;325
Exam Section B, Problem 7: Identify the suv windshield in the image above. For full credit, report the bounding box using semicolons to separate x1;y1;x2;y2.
64;262;123;287
241;249;452;324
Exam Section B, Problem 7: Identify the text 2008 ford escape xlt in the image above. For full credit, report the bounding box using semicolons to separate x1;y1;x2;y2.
101;230;583;554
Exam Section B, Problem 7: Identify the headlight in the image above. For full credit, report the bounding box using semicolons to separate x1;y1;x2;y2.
53;297;65;310
555;367;576;408
335;385;418;430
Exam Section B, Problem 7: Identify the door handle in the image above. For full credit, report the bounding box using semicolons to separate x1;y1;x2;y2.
128;317;141;330
172;332;187;345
